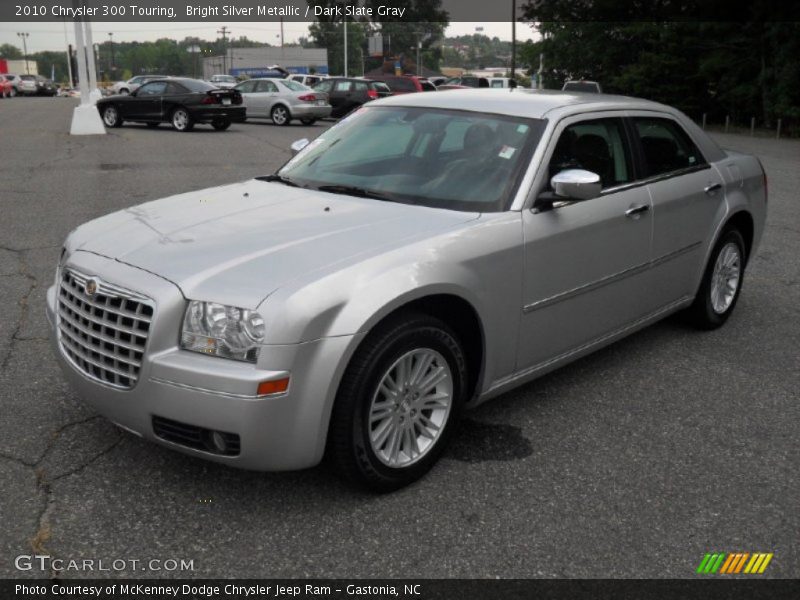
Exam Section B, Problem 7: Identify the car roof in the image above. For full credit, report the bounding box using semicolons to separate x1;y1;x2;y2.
375;89;672;119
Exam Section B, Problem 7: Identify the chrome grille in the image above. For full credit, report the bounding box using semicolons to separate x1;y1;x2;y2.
57;269;154;389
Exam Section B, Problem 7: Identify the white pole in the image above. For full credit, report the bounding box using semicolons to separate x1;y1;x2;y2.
63;19;73;87
344;19;348;77
82;18;101;102
73;18;90;104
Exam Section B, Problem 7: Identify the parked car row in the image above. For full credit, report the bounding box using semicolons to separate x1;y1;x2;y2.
0;74;57;97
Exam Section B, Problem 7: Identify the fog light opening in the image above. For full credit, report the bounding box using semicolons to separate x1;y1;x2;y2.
206;430;228;454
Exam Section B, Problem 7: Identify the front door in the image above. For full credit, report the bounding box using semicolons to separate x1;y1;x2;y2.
518;116;654;370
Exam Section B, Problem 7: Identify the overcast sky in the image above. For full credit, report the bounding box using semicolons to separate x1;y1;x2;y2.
0;21;536;54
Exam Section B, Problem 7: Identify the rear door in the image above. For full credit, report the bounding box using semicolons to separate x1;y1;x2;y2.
628;114;725;301
255;80;280;116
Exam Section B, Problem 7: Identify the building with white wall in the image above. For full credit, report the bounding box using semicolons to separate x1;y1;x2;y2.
203;47;328;79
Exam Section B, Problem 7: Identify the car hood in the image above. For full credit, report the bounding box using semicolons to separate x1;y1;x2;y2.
71;179;478;308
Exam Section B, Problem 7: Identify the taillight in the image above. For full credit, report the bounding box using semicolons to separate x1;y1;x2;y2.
201;95;217;105
367;89;379;100
297;94;316;102
232;92;242;105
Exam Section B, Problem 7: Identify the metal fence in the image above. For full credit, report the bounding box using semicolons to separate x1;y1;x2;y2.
699;113;795;139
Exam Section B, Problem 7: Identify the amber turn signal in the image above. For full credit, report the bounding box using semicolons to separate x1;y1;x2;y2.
257;377;290;396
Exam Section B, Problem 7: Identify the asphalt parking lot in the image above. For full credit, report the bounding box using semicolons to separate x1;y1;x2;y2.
0;98;797;579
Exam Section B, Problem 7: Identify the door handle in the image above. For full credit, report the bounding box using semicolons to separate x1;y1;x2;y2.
704;182;722;195
625;204;650;218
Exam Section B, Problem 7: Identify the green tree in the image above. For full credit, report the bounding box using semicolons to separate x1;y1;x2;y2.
0;43;23;59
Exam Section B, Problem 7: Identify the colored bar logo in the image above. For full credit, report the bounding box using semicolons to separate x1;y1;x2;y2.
697;552;773;574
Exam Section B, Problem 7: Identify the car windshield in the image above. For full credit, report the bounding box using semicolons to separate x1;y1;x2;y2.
277;106;545;212
280;79;308;91
183;79;218;92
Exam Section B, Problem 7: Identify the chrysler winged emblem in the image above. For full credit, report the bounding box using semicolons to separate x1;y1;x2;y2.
85;277;100;297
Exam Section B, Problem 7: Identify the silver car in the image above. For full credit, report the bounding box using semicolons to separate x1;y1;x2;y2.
234;78;331;126
47;90;766;490
110;75;168;95
208;74;238;89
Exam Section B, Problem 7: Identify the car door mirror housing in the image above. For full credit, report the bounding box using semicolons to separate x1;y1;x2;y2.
551;169;602;201
290;138;310;156
534;169;602;213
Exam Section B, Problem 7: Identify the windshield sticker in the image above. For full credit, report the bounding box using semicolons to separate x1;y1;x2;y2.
516;124;529;134
498;145;516;159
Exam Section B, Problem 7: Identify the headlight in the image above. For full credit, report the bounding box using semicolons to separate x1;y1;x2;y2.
181;300;265;363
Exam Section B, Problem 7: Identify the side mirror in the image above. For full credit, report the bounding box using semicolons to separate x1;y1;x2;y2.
551;169;602;200
290;138;310;156
534;169;602;213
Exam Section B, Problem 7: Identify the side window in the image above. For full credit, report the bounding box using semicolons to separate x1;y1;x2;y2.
548;118;632;189
256;80;278;93
335;81;353;92
138;82;167;96
353;82;368;93
165;82;185;95
634;117;705;177
314;80;333;93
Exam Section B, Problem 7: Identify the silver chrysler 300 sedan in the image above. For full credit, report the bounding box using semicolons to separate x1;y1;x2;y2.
47;90;767;490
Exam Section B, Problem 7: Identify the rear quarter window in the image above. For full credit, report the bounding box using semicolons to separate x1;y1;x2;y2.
634;117;706;177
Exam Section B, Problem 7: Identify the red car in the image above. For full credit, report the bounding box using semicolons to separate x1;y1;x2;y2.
0;75;13;98
366;75;437;95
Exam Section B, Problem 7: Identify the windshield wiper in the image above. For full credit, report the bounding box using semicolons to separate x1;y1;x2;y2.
258;174;301;187
316;184;393;201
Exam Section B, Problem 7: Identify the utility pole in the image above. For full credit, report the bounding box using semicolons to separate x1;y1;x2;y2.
510;0;516;79
17;32;30;74
343;18;348;77
107;32;114;73
217;26;229;73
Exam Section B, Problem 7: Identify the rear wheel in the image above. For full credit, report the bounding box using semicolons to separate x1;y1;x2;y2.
171;107;194;132
685;228;746;329
212;119;231;131
300;118;317;126
101;105;122;128
327;312;467;491
119;88;130;95
271;105;291;126
10;87;17;98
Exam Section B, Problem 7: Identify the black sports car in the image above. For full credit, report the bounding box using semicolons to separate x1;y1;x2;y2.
96;77;246;132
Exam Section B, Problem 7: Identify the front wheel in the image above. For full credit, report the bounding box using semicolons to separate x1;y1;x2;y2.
212;119;231;131
171;107;194;132
271;105;291;126
101;105;122;128
327;312;468;491
685;228;746;329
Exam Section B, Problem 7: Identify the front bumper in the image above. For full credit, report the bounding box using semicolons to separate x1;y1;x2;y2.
191;106;247;124
47;251;357;471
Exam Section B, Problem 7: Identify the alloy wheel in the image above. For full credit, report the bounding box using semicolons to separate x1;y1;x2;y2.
368;348;453;468
710;242;741;314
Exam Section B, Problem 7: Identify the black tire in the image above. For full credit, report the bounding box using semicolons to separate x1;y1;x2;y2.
685;228;746;330
327;312;468;492
300;118;317;126
146;122;160;128
171;107;194;132
212;119;231;131
270;104;291;126
101;104;123;128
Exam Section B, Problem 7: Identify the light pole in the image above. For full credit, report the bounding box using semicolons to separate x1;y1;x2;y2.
107;32;114;73
510;0;516;80
17;32;30;74
217;26;229;73
343;18;348;77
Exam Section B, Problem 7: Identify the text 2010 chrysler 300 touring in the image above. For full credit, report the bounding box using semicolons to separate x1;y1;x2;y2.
47;90;767;490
